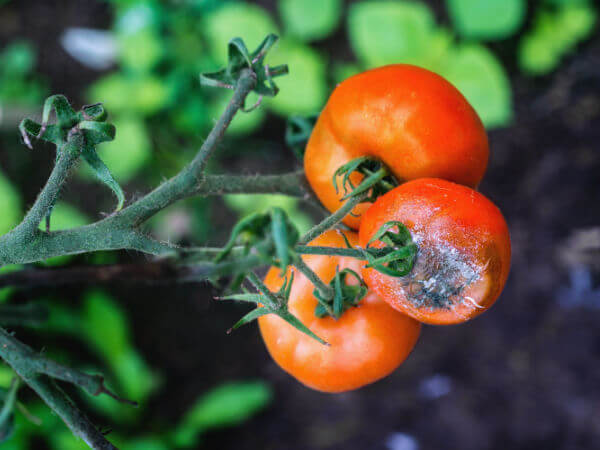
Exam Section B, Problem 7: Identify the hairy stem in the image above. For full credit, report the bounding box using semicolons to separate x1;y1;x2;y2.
0;327;117;449
116;69;258;227
299;194;367;244
293;257;334;300
12;150;78;238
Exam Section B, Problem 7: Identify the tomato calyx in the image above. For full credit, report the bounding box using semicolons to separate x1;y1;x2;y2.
285;114;318;161
215;207;299;272
333;156;398;204
19;95;123;229
364;221;418;277
222;271;328;345
200;34;288;106
313;267;368;319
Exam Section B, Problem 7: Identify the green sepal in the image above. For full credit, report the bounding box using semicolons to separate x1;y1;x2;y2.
333;156;398;202
40;94;77;131
81;145;125;212
79;103;108;122
313;267;367;319
364;221;418;277
228;307;272;332
285;114;318;161
200;34;289;100
79;121;116;146
19;119;63;148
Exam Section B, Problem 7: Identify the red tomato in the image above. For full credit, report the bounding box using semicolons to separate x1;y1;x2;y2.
258;230;421;392
359;178;511;325
304;64;489;229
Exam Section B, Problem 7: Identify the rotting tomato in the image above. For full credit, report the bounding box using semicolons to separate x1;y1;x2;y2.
304;64;489;229
359;178;511;325
258;230;421;393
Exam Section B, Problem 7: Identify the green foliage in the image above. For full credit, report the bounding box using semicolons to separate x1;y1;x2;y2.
447;0;526;40
172;381;272;447
0;172;21;236
265;39;327;115
346;0;513;128
279;0;342;42
348;1;437;69
203;3;279;67
441;44;513;128
519;2;597;75
82;290;160;401
0;41;47;105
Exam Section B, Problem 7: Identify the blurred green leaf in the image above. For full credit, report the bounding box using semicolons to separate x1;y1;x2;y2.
348;1;436;68
447;0;526;40
519;3;597;75
82;290;130;359
0;172;21;236
203;3;279;67
48;430;89;450
82;290;160;402
119;28;164;72
279;0;342;42
332;62;361;83
89;74;170;115
172;381;272;447
440;44;512;128
80;116;151;182
265;39;327;115
0;42;35;76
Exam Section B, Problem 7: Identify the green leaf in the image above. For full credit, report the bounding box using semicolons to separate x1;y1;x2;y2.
279;0;342;41
203;3;279;67
0;381;17;443
348;1;436;68
173;381;272;447
265;39;327;115
439;44;512;128
519;3;597;76
229;307;272;331
447;0;526;40
79;116;151;182
82;290;161;401
81;146;125;211
82;290;130;359
118;28;164;72
89;74;170;115
0;41;35;76
0;172;21;236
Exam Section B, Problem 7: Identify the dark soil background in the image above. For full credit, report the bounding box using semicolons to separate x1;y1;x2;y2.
1;1;600;449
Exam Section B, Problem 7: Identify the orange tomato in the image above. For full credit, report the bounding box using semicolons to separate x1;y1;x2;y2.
258;230;421;392
359;178;511;325
304;64;489;229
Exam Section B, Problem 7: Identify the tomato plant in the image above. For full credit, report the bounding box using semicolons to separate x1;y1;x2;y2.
259;230;421;392
359;178;511;325
304;64;489;229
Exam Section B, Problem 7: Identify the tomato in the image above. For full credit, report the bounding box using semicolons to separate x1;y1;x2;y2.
359;178;510;325
304;64;489;229
258;230;421;392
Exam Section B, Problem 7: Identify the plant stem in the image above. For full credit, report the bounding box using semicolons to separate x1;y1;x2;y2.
299;193;367;244
11;149;78;238
0;327;117;449
293;257;334;301
117;69;258;227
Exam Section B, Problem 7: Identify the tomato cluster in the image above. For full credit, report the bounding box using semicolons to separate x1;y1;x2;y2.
260;65;511;392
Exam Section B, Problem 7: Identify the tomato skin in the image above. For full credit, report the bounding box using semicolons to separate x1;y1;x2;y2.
258;230;421;393
304;64;489;229
359;178;511;325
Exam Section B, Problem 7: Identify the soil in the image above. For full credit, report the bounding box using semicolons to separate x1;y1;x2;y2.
1;1;600;449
